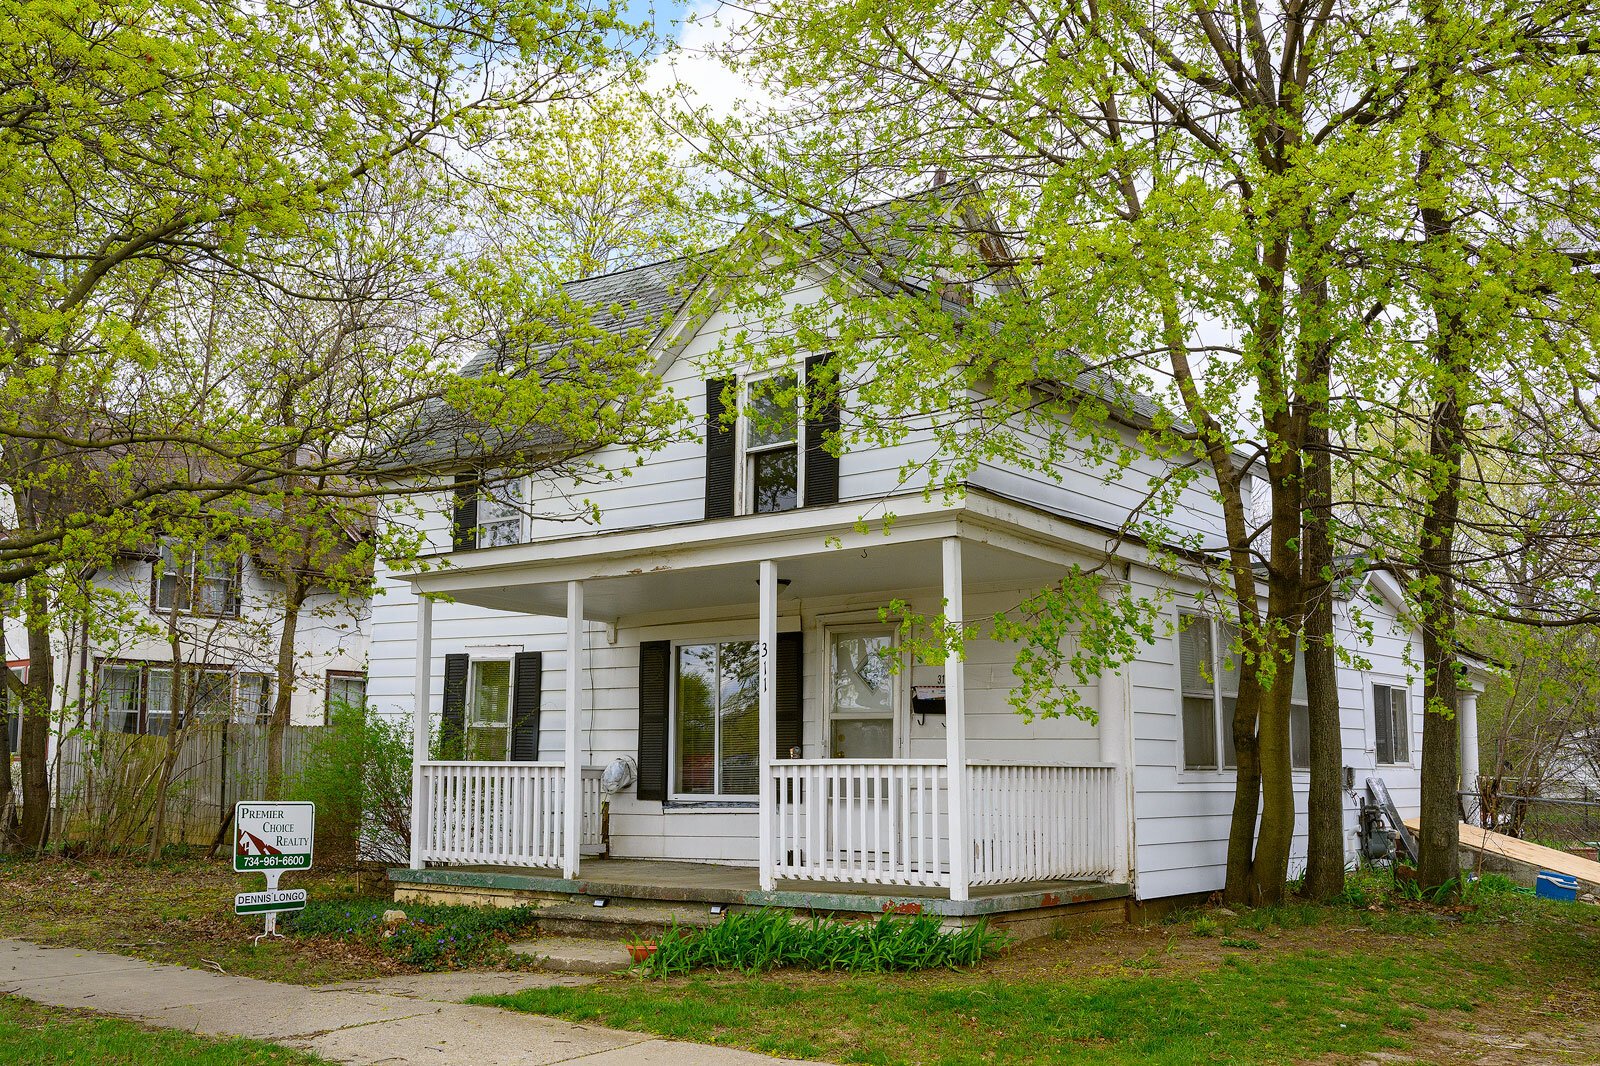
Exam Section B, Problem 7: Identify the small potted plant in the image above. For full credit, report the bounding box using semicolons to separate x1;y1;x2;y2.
626;934;657;964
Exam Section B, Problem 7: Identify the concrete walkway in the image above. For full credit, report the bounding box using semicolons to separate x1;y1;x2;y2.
0;940;815;1065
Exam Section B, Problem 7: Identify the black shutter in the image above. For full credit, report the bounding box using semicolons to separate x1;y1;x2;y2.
637;640;671;800
804;355;840;507
704;379;736;520
777;631;803;759
510;651;543;761
440;653;469;759
452;474;479;551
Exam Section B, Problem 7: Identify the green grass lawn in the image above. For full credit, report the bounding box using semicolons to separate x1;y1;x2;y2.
0;996;331;1065
479;886;1600;1065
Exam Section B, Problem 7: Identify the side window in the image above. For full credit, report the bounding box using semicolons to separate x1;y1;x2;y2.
1181;611;1309;771
1289;653;1310;770
1179;611;1218;770
1375;684;1410;764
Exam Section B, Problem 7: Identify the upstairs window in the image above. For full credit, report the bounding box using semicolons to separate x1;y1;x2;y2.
743;373;801;514
453;475;525;550
476;479;525;547
154;540;239;617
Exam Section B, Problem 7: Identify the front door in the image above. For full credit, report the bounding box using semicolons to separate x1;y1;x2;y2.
826;628;898;757
824;627;901;870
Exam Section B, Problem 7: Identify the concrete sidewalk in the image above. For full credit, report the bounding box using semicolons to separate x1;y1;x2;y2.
0;939;814;1065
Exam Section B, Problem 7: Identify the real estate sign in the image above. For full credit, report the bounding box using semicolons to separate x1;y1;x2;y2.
234;801;315;873
235;888;308;915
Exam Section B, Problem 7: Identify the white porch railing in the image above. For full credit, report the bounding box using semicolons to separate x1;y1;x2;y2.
418;762;603;868
768;760;1118;890
968;763;1117;885
771;759;950;887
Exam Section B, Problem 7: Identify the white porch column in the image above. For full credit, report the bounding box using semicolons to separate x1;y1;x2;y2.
758;560;779;891
563;580;585;880
408;593;433;870
942;537;970;902
1096;576;1133;885
1459;688;1480;798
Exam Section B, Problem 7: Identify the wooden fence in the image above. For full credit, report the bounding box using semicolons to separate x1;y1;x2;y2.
50;723;324;849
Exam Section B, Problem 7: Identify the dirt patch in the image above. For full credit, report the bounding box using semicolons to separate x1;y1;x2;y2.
0;854;405;984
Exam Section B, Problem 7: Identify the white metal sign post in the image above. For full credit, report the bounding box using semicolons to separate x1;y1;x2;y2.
233;801;314;940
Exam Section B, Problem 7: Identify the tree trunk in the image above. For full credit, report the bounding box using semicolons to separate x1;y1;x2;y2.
1413;0;1465;892
18;579;55;851
267;575;307;797
1224;674;1263;905
1301;367;1346;899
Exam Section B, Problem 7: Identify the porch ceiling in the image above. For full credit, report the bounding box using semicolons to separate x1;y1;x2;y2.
406;489;1120;622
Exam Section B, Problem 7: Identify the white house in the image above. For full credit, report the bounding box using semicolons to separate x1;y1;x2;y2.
369;241;1481;921
3;538;370;749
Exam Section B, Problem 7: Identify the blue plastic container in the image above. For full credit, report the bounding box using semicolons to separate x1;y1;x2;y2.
1535;870;1579;901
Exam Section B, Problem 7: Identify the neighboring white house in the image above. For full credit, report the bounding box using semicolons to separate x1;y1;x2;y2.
369;234;1482;913
3;537;370;752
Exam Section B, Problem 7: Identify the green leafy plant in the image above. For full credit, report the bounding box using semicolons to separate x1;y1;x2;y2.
290;703;414;867
632;909;1006;977
1191;916;1221;938
288;898;540;970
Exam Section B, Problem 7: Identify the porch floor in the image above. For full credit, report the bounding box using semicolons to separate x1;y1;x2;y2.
390;858;1130;918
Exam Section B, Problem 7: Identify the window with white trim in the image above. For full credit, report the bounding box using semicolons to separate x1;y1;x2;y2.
154;540;239;617
325;672;367;723
1374;683;1411;765
237;673;272;725
466;659;513;760
476;478;525;548
674;640;758;797
741;372;802;515
1180;612;1310;771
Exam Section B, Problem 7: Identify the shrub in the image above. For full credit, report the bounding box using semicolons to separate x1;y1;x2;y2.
633;909;1007;977
291;702;412;866
288;898;540;970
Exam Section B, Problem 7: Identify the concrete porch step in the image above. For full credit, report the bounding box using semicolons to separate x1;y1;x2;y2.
508;935;636;974
532;899;725;940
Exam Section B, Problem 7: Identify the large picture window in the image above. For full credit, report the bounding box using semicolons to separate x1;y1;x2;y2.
675;640;758;797
153;540;239;617
1179;612;1309;772
742;373;801;515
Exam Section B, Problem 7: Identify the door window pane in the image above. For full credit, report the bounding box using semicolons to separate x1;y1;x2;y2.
467;660;512;760
829;631;894;758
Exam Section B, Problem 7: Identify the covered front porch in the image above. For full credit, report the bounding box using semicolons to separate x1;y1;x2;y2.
398;490;1134;905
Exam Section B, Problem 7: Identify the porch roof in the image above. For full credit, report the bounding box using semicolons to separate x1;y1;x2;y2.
400;488;1131;622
